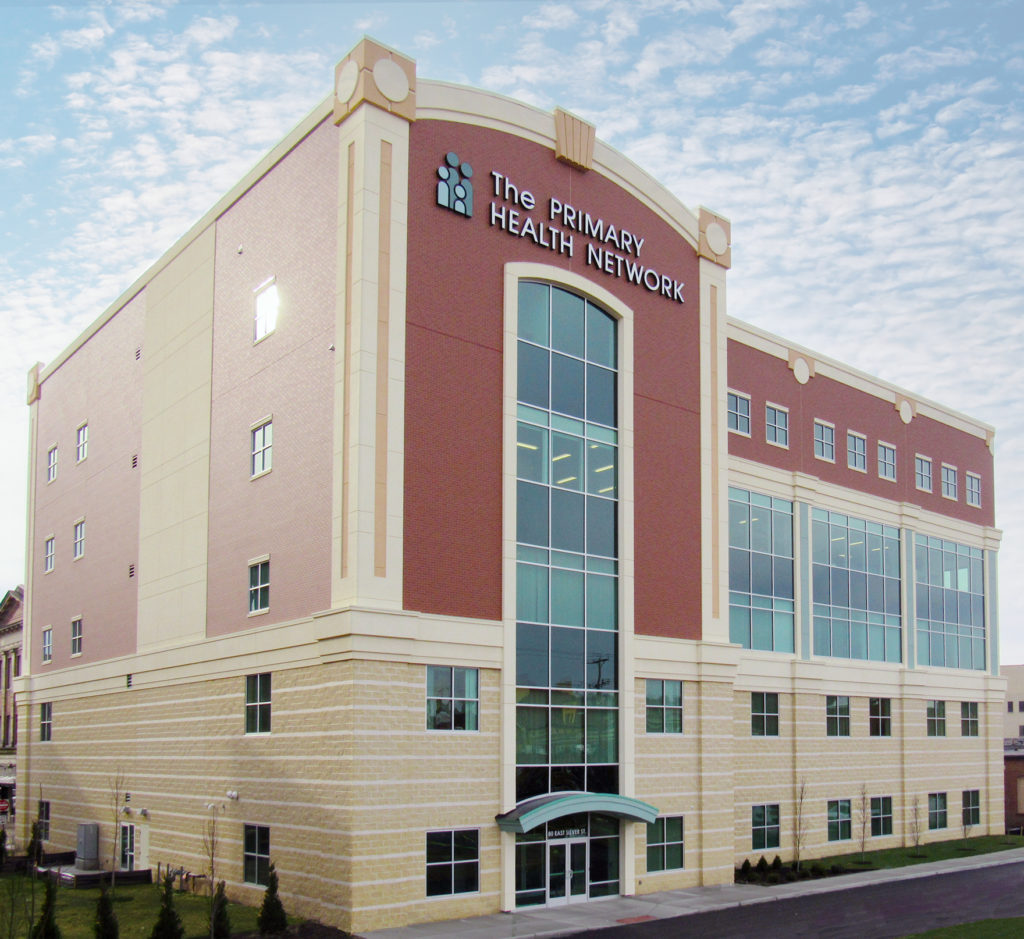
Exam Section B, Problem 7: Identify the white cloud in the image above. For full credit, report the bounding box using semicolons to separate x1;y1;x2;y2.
844;2;874;29
183;15;238;49
754;39;812;68
876;44;978;80
524;3;579;30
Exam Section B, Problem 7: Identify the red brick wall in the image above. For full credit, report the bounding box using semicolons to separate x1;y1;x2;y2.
1004;756;1024;831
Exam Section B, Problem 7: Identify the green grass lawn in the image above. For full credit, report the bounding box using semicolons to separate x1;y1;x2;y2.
905;920;1024;939
0;877;262;939
809;833;1024;872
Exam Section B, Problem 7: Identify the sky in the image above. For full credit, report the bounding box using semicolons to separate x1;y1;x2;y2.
2;0;1023;659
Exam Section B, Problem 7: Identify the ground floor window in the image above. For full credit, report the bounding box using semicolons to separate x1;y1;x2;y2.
928;793;947;830
751;804;780;850
426;829;479;897
36;800;50;840
870;796;893;836
962;790;980;829
646;816;684;872
828;799;851;841
243;824;270;886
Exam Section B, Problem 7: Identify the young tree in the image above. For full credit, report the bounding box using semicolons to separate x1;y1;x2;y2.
211;882;230;939
29;879;60;939
257;864;287;936
909;795;922;849
792;779;808;872
149;874;183;939
858;784;869;859
26;819;44;869
202;803;221;939
94;884;118;939
108;771;128;899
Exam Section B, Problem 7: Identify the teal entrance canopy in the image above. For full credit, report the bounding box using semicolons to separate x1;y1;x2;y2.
495;792;659;834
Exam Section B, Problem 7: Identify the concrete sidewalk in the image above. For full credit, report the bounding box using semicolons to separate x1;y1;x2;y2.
357;846;1024;939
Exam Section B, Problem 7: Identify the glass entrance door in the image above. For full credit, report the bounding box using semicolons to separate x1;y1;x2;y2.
119;823;135;871
547;839;587;905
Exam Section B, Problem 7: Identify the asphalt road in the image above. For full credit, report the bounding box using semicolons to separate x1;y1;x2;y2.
594;861;1024;938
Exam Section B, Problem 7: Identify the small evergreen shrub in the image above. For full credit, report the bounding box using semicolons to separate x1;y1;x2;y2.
212;881;230;939
31;878;62;939
740;858;752;881
257;863;287;936
149;874;184;939
771;855;782;871
94;883;119;939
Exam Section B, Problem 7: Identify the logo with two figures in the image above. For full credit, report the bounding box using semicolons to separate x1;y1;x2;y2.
437;152;473;217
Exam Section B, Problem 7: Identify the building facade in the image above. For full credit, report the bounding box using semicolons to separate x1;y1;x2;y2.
20;40;1003;933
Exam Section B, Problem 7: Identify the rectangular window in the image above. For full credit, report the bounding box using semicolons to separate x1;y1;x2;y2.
927;700;946;736
248;559;269;613
751;804;780;850
37;801;50;840
962;790;980;828
46;446;58;483
869;698;891;737
76;423;89;462
646;679;683;733
966;473;981;508
251;419;273;477
961;701;979;736
73;520;85;559
878;442;896;480
42;628;52;664
765;404;788;448
40;702;52;741
427;666;479;731
243;824;270;885
928;792;947;830
751;692;779;736
254;279;279;342
826;695;850;736
813;420;835;462
847;431;866;471
915;455;932;492
426;829;479;896
914;535;985;670
245;673;271;734
828;799;852;841
71;618;82;656
728;489;795;653
870;796;893;837
727;391;750;435
44;537;54;573
646;816;684;872
941;464;958;500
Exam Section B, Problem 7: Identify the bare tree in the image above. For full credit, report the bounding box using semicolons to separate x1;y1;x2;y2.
909;795;922;850
961;799;973;842
109;770;128;898
792;779;808;872
203;803;223;939
858;784;869;859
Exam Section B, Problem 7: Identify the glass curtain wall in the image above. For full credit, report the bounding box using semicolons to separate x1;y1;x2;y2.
915;536;985;669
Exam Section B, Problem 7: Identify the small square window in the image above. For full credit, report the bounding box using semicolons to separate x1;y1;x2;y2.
243;824;270;885
71;618;82;656
915;456;932;492
870;796;893;837
427;666;479;731
927;700;946;736
813;421;835;462
426;829;479;896
76;423;89;462
828;799;851;841
248;560;270;614
751;803;780;850
928;792;947;830
245;673;271;734
878;443;896;480
46;446;58;483
870;698;891;736
73;520;86;559
826;695;850;736
42;628;53;664
966;473;981;508
727;392;751;436
646;679;683;733
37;800;50;840
751;692;779;736
765;405;788;448
254;279;279;342
961;702;979;737
251;420;273;477
962;790;980;828
941;464;958;500
40;702;52;742
847;432;866;471
646;816;684;872
43;537;54;573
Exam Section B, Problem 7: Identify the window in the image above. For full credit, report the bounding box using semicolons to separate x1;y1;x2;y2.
71;618;82;656
254;279;279;342
76;423;89;462
46;446;58;482
915;456;932;492
44;537;54;573
928;792;947;830
73;520;85;559
251;419;273;477
426;829;479;896
248;559;269;613
1009;701;1014;714
646;679;682;733
646;816;684;872
966;473;981;508
765;404;788;447
751;692;779;736
813;421;835;462
1019;701;1024;713
727;392;750;435
961;701;979;736
962;790;980;828
870;796;893;836
914;536;985;670
40;702;52;741
37;801;50;840
42;628;52;664
427;666;478;731
877;442;896;480
927;700;946;736
941;464;958;500
245;673;271;734
847;432;866;471
243;824;270;885
828;799;851;841
728;489;794;652
869;698;891;736
811;508;901;663
751;804;780;850
826;695;850;736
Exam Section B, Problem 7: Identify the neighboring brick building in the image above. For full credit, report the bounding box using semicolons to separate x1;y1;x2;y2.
19;39;1004;934
0;587;22;814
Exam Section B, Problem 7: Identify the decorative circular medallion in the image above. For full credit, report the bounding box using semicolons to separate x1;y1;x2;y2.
335;60;359;104
706;221;728;257
373;58;410;103
792;356;810;385
899;399;914;424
